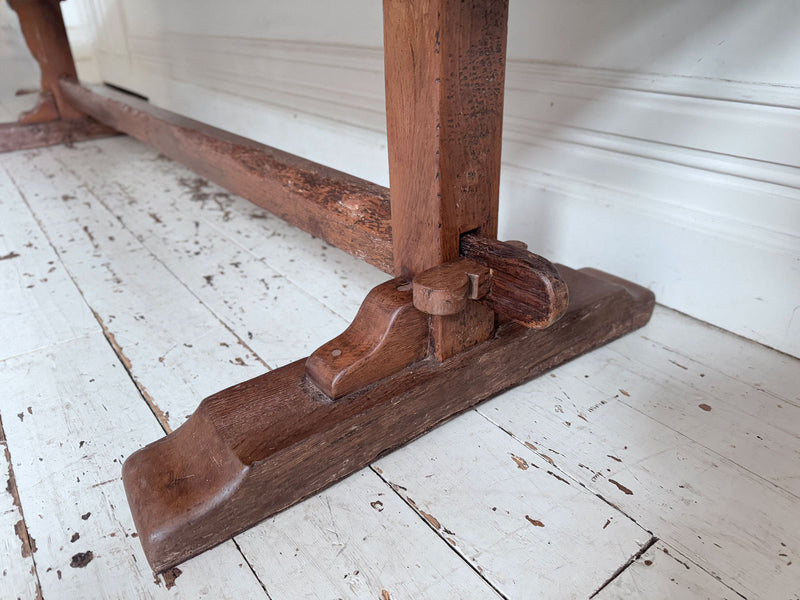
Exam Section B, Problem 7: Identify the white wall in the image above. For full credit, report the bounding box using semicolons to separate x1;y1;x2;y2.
65;0;800;357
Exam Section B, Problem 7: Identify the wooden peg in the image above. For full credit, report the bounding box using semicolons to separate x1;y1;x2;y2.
412;259;490;316
305;279;429;399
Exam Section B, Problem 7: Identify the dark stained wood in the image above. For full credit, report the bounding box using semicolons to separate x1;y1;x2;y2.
430;300;496;361
305;279;429;399
0;118;118;154
8;0;82;122
411;258;495;360
383;0;509;278
123;267;655;572
461;234;570;328
59;79;396;274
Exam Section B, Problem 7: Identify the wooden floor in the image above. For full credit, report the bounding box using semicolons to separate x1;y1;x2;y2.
1;50;800;600
0;135;798;600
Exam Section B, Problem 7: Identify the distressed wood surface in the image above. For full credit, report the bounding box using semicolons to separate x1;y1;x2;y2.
1;142;505;597
51;136;387;324
374;411;651;598
1;149;268;425
0;118;117;153
382;0;508;357
3;137;799;597
460;235;569;328
476;319;800;599
0;414;39;600
594;541;741;600
306;278;429;399
121;265;653;571
60;79;395;274
0;166;97;358
0;334;272;599
238;469;504;600
23;142;352;369
0;163;270;597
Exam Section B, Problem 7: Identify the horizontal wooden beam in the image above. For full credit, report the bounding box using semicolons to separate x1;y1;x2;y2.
60;78;395;274
0;117;117;154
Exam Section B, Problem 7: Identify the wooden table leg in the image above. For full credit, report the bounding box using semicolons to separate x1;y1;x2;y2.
8;0;82;122
384;0;510;360
0;0;117;152
120;0;655;573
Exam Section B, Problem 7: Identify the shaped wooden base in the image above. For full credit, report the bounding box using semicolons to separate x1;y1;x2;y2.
0;117;117;154
122;265;654;572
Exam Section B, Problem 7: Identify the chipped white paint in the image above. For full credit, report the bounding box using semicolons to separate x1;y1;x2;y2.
0;334;270;599
556;325;800;498
594;541;740;600
44;138;358;367
0;418;39;600
2;149;267;428
239;470;502;600
375;411;650;598
478;313;800;598
55;135;385;322
2;141;506;598
0;165;97;362
1;87;799;599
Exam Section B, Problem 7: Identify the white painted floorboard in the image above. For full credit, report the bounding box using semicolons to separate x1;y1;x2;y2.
3;137;799;599
594;541;741;600
1;132;799;600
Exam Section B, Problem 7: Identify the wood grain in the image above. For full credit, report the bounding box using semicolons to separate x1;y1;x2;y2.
0;118;117;153
306;278;429;399
383;0;509;358
430;299;496;361
59;79;395;273
461;234;569;328
123;266;654;571
412;259;489;316
383;0;509;277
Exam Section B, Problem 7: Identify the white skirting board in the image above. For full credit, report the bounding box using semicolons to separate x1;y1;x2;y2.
61;0;800;357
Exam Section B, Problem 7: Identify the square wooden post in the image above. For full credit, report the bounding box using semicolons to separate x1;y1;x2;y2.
383;0;509;359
